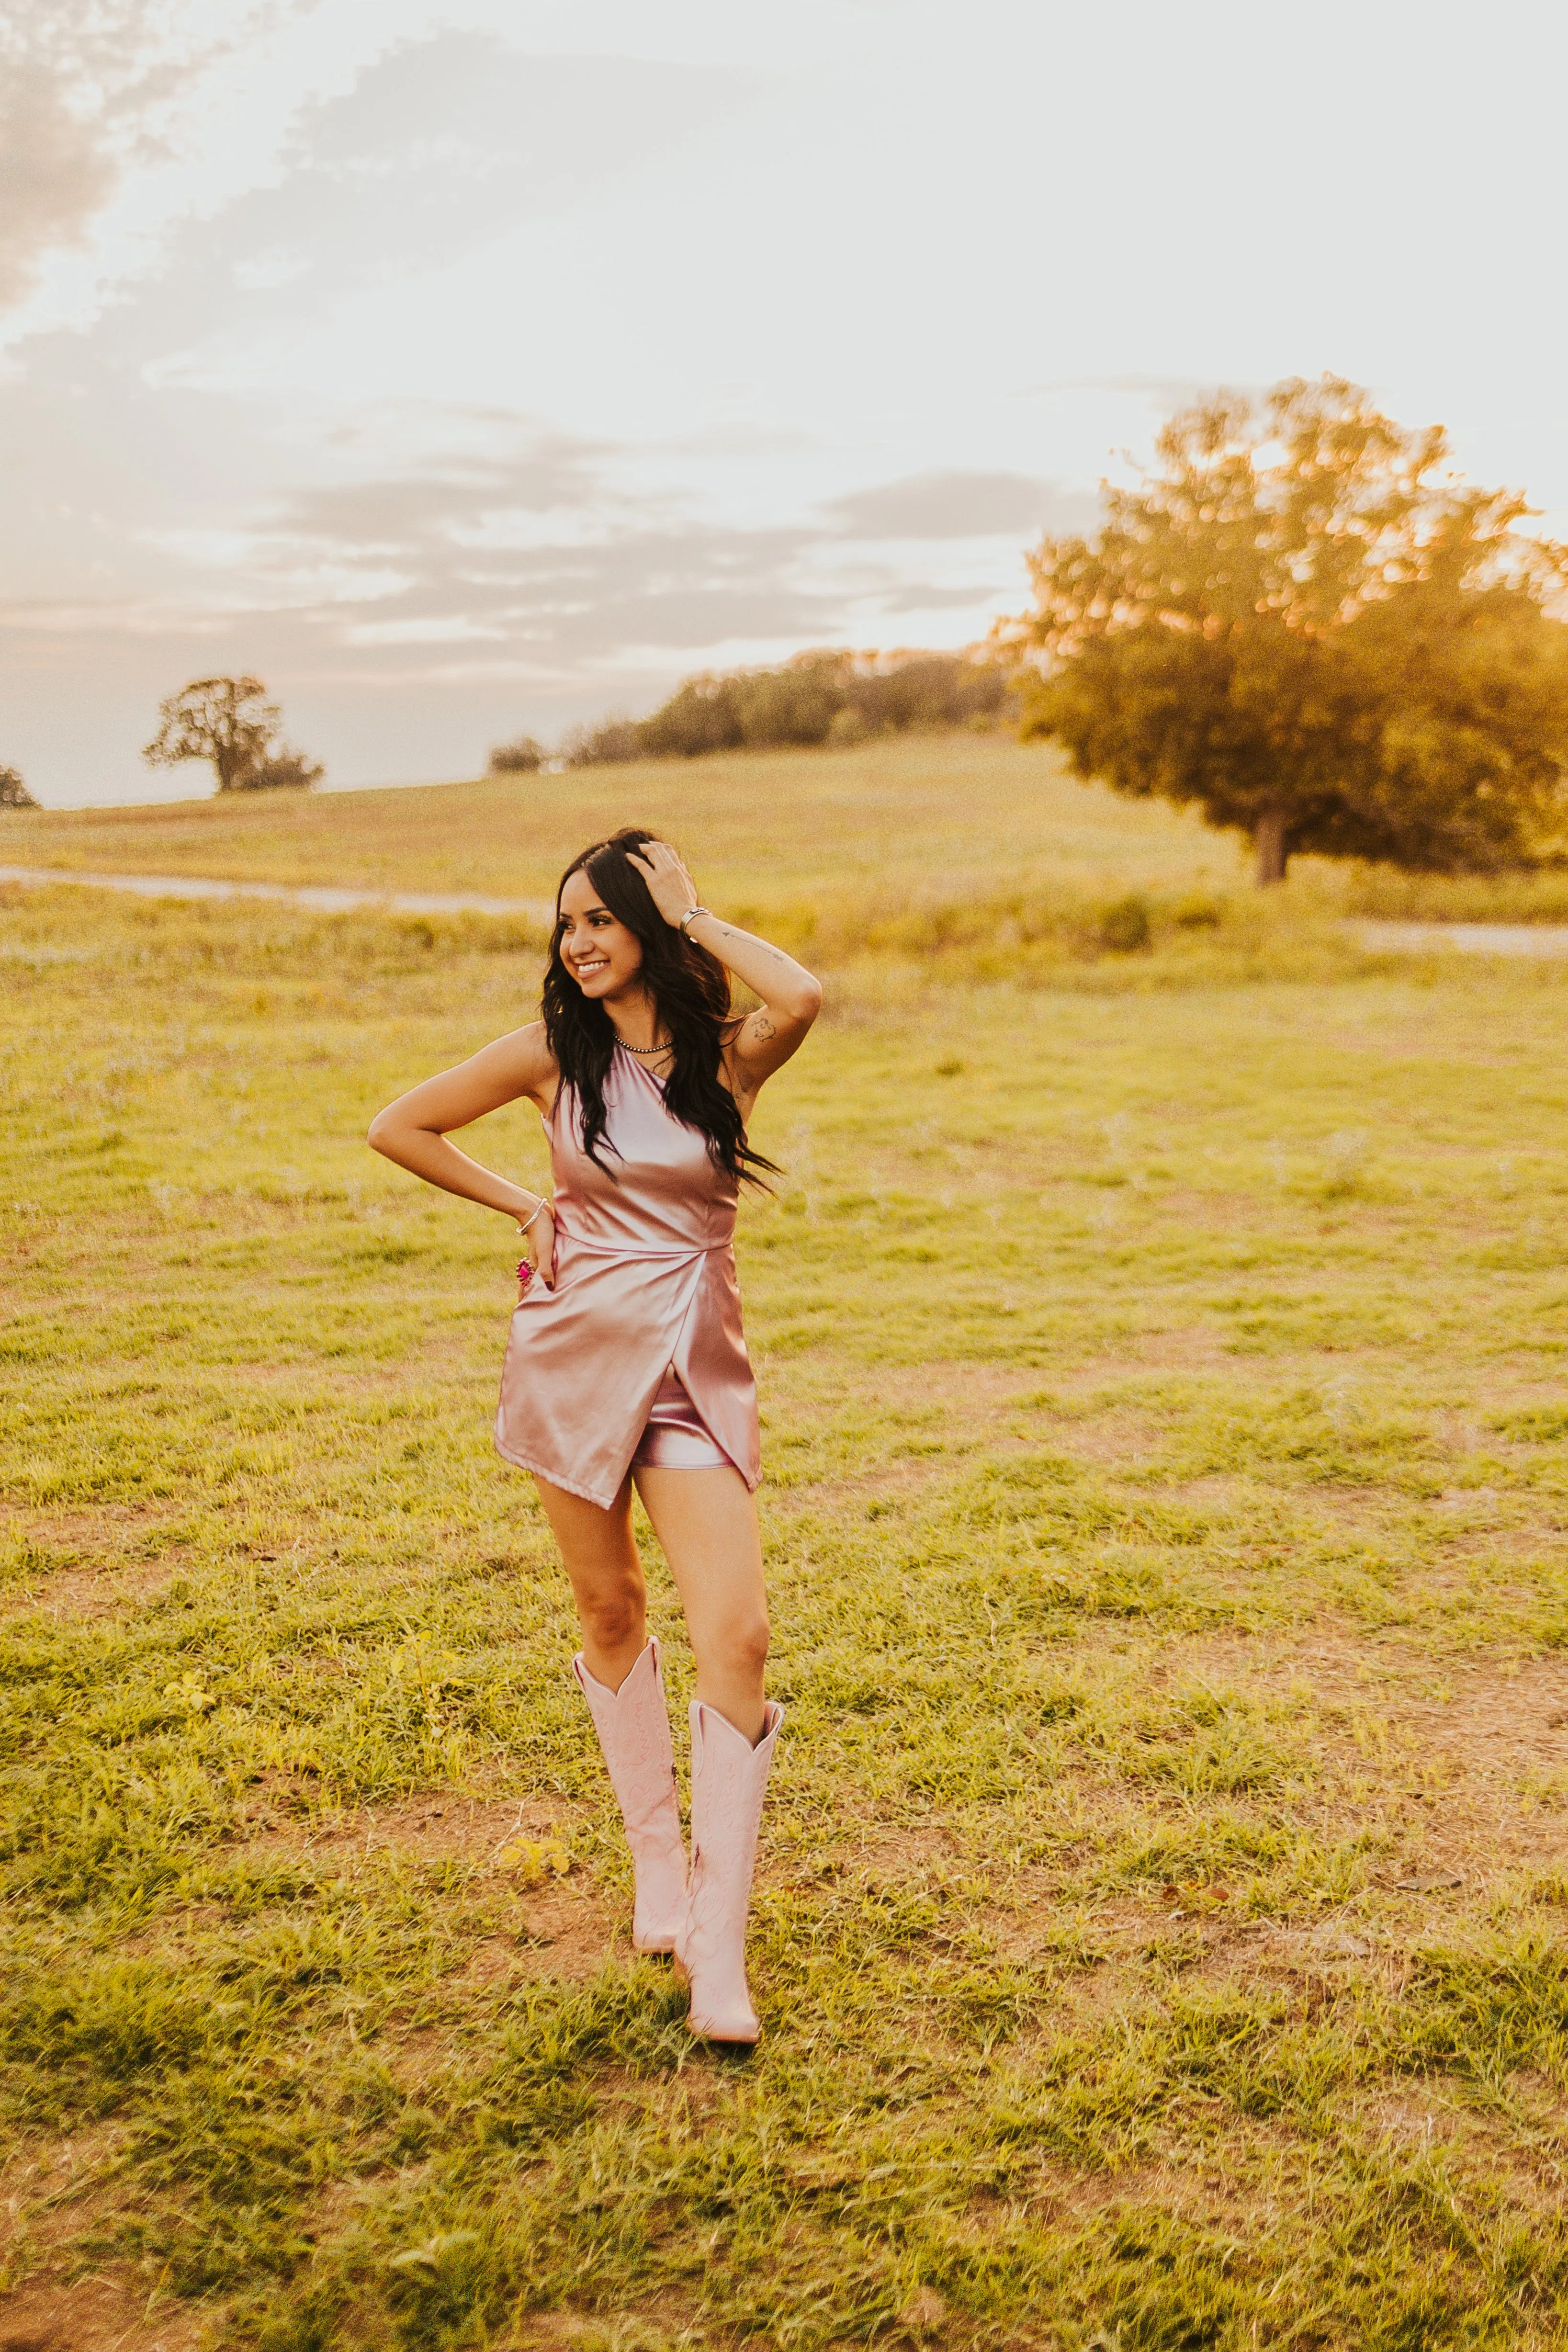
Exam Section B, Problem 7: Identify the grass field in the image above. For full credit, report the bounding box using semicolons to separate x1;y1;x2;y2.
12;735;1568;932
9;740;1568;2348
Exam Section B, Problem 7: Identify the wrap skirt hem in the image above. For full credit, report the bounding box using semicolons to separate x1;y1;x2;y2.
491;1430;626;1511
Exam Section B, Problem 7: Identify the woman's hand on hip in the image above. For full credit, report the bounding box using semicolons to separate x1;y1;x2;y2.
627;839;699;927
520;1203;557;1291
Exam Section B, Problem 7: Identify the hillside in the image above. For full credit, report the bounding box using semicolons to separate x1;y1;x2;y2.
1;735;1247;904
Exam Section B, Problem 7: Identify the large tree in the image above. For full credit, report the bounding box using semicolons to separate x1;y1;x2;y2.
1008;376;1568;882
143;677;322;793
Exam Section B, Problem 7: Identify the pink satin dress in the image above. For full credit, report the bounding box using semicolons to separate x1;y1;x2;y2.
494;1044;760;1509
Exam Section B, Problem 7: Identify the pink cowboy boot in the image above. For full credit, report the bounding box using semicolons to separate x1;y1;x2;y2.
573;1640;688;1954
676;1698;784;2043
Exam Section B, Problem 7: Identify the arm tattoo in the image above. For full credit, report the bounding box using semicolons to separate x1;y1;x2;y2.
748;1011;778;1044
709;919;788;969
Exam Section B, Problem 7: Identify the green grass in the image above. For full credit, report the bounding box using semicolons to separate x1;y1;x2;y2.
7;752;1568;2347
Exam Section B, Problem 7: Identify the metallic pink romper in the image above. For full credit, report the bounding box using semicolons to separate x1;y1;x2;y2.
494;1044;761;1509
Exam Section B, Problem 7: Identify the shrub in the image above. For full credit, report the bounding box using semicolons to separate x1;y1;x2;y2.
845;652;1010;734
0;764;38;809
735;658;843;747
827;706;873;746
1098;894;1152;953
488;736;545;774
636;678;745;759
561;719;643;768
238;748;323;792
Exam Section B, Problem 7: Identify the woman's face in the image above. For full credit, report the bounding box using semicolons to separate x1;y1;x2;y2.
557;867;645;1002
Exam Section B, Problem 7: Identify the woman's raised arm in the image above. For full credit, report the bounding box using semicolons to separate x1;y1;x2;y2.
628;841;823;1096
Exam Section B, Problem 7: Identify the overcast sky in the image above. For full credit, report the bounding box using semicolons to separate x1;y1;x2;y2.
3;0;1566;806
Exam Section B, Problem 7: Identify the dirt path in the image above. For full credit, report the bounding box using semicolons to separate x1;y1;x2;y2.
9;866;1568;957
0;863;553;923
1356;918;1568;957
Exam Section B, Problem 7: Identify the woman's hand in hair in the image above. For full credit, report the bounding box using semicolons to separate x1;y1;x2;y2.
625;836;822;1105
627;839;700;927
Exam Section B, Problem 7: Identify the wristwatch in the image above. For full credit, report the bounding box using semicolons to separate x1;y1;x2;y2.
678;905;712;932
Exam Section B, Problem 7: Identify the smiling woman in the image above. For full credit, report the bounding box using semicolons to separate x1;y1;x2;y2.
366;825;822;2044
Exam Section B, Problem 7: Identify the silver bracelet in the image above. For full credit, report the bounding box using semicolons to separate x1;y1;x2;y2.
678;905;713;932
516;1199;548;1233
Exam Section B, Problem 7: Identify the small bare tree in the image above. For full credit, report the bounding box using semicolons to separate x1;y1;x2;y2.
0;764;38;809
143;677;320;793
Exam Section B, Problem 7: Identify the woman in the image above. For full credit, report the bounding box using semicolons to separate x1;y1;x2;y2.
368;830;822;2043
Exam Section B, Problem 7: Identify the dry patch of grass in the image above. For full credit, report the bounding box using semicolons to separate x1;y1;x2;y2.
0;2269;211;2352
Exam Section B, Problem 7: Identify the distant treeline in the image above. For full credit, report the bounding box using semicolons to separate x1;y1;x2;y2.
488;649;1012;772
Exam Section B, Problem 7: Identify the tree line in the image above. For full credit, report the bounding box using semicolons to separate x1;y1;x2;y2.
488;648;1011;775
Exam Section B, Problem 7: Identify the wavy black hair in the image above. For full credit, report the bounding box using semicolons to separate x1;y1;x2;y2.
541;827;779;1187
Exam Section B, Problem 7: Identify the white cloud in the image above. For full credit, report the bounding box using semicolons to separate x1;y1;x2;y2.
0;0;305;320
0;55;119;310
825;471;1093;542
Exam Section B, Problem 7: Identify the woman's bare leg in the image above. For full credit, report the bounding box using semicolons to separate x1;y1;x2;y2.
531;1472;647;1692
632;1465;769;1744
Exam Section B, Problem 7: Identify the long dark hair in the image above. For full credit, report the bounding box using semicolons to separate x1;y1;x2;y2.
541;828;779;1187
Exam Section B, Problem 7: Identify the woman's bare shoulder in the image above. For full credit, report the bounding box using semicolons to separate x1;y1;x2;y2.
458;1019;559;1108
494;1015;552;1053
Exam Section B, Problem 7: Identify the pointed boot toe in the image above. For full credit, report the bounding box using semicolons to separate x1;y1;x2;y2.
687;1986;760;2045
